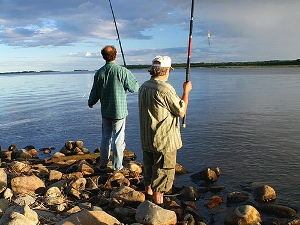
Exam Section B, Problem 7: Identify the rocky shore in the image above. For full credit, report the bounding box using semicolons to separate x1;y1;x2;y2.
0;140;299;225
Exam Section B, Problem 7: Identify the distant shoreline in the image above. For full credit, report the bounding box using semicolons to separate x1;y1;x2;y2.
1;59;300;74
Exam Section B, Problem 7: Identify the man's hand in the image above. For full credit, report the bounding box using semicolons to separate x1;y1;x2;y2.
183;81;192;94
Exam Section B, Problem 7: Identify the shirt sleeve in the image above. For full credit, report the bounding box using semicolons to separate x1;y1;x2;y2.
165;86;186;117
88;72;100;106
123;69;139;93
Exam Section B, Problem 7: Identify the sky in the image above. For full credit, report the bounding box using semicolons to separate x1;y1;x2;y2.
1;0;300;73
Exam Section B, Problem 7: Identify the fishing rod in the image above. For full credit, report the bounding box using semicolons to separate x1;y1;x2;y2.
108;0;126;67
182;0;194;128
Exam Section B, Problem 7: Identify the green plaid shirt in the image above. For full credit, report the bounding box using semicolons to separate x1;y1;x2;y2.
139;77;185;153
88;62;139;119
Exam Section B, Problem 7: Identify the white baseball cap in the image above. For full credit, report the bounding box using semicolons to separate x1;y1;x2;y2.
151;55;174;70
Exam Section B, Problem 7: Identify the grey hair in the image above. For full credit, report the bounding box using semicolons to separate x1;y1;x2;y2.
148;66;169;77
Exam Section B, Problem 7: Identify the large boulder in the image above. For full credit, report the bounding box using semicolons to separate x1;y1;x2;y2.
0;168;7;193
0;204;39;225
224;205;262;225
10;175;46;196
55;210;121;225
110;186;145;203
254;184;276;202
135;200;177;225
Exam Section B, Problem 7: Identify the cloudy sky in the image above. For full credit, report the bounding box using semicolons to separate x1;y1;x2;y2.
1;0;299;72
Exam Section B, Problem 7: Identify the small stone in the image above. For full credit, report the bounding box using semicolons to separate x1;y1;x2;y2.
3;188;13;200
14;196;36;206
49;170;63;181
227;191;249;204
66;206;81;214
44;187;65;205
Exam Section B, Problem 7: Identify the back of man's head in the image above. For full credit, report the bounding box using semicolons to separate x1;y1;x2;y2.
101;45;117;62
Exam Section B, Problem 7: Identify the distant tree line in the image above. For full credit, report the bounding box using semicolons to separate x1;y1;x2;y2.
127;59;300;69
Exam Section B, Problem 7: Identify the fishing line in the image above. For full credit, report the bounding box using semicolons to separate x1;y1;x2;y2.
108;0;126;67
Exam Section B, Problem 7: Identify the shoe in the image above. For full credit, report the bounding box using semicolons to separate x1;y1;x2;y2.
113;167;129;175
99;164;107;169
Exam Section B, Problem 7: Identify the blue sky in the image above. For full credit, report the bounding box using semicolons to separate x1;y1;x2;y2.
1;0;300;73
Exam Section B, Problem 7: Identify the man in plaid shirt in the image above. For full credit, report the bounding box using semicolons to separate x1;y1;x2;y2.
88;45;139;171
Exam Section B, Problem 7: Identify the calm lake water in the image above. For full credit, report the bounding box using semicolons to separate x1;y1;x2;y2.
1;67;300;216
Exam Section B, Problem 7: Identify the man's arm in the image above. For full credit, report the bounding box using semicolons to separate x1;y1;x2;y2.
179;81;192;118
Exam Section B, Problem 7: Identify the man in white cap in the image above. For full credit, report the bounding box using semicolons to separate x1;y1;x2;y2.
138;55;192;206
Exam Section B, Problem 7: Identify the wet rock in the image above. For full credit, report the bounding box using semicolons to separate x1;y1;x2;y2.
27;148;38;157
11;175;46;196
209;185;225;193
190;167;218;184
264;218;300;225
175;163;188;174
259;204;297;218
184;205;204;223
123;149;137;160
0;168;7;193
135;200;177;225
39;147;51;154
177;186;200;201
55;209;121;225
227;191;249;204
110;186;145;203
59;140;90;156
16;149;33;159
8;144;18;151
75;140;84;149
44;187;65;206
204;195;223;209
254;184;276;202
52;152;66;158
22;146;37;157
224;205;262;225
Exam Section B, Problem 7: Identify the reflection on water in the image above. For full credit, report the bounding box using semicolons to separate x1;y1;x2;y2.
1;68;300;209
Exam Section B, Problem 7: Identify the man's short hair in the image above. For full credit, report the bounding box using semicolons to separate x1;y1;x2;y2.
101;45;117;62
148;66;169;77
